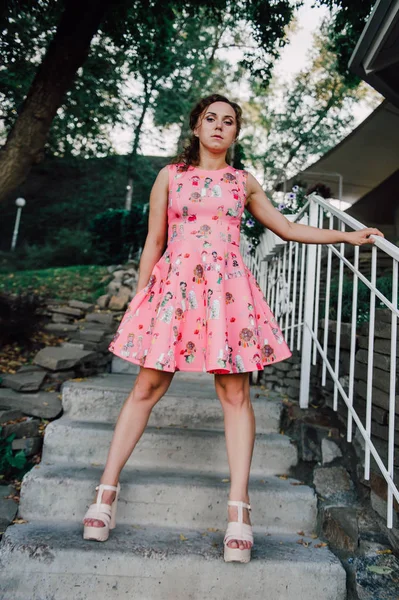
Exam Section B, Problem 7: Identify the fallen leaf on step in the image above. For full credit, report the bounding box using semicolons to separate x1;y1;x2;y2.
12;518;27;524
314;542;328;548
376;549;392;555
366;566;393;575
212;542;219;548
296;538;311;547
297;531;305;536
310;533;318;539
221;478;230;483
290;481;305;486
278;475;288;480
207;527;220;532
180;534;188;541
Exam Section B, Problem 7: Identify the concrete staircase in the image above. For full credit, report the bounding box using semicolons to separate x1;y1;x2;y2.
0;365;347;599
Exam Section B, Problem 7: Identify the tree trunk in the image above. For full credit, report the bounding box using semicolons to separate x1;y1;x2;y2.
0;0;110;203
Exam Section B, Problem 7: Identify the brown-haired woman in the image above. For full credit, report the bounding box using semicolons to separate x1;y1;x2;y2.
82;94;384;563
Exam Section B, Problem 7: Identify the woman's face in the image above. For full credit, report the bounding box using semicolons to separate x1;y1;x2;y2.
194;101;237;154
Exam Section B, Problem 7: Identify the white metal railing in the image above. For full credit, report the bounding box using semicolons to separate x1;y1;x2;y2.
241;192;399;529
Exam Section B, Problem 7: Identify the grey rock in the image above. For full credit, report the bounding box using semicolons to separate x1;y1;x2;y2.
85;313;114;327
108;292;130;311
321;438;343;464
51;313;71;323
11;436;42;456
46;370;76;383
107;281;121;293
0;409;25;424
112;270;125;281
68;300;95;312
321;506;359;551
358;335;399;357
61;342;85;350
0;388;62;419
360;320;399;340
34;347;97;371
48;306;84;318
122;276;136;288
313;466;356;504
71;329;106;343
354;552;399;599
300;423;322;462
96;294;110;309
1;417;40;439
356;348;398;372
1;370;46;392
44;323;79;334
0;485;18;527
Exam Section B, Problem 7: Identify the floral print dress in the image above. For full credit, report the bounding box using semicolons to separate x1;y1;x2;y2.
108;163;292;373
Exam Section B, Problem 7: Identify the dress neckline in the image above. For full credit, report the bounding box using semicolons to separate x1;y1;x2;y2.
182;163;234;173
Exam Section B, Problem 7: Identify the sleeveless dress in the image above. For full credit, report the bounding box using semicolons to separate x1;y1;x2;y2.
108;163;292;374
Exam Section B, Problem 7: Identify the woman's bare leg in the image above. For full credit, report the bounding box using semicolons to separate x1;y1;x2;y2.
84;365;175;527
214;372;255;550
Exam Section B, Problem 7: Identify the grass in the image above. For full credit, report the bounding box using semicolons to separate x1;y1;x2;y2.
0;265;112;303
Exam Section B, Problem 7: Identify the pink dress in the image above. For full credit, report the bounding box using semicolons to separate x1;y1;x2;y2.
108;163;292;374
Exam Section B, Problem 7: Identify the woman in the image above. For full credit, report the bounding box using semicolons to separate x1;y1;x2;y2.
82;94;384;563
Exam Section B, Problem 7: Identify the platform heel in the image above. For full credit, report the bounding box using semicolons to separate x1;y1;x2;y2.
82;482;120;542
223;500;253;563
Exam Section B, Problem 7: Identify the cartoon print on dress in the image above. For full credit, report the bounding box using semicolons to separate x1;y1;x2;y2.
170;224;178;242
179;281;187;311
188;290;198;309
211;184;222;197
175;307;184;320
210;298;220;320
193;264;204;283
213;205;224;225
177;183;183;194
159;305;174;324
261;340;276;363
221;172;237;184
190;176;200;187
226;200;242;217
195;224;211;239
190;192;202;203
172;254;183;275
182;341;196;363
201;177;213;197
225;292;234;304
238;327;256;348
235;354;245;372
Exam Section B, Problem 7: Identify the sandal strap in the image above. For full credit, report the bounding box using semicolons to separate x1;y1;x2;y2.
224;522;253;544
82;503;113;525
227;500;251;510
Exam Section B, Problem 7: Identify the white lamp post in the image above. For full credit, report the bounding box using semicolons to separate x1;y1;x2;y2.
11;197;26;251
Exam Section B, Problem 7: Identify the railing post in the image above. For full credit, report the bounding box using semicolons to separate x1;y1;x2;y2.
299;199;319;409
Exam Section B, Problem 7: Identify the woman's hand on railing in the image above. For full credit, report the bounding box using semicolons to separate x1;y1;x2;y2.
345;227;385;246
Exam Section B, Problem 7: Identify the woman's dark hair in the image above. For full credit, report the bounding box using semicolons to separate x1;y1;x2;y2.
173;94;242;170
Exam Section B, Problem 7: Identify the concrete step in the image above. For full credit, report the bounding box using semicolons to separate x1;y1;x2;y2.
62;373;282;433
19;464;317;534
0;522;347;600
42;418;298;476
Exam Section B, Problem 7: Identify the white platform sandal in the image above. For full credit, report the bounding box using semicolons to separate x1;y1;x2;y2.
82;482;120;542
224;500;253;563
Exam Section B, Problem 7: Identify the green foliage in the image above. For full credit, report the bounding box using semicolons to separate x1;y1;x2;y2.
0;265;112;303
0;291;43;344
14;228;94;269
0;427;28;480
314;0;376;85
89;205;147;264
324;274;396;325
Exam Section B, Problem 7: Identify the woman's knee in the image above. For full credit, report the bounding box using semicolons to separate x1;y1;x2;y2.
128;368;174;405
214;374;250;408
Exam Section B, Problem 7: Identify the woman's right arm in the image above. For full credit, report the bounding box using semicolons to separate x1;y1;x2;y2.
136;166;169;293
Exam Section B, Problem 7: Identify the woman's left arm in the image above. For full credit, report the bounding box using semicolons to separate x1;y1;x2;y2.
245;173;385;246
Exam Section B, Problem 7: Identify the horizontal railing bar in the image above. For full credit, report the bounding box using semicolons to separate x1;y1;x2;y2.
309;193;399;262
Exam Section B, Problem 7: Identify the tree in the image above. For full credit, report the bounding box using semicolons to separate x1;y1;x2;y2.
240;18;381;194
0;0;300;204
314;0;376;85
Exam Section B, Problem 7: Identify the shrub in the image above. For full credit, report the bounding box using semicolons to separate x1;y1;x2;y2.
0;428;28;480
0;291;44;344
